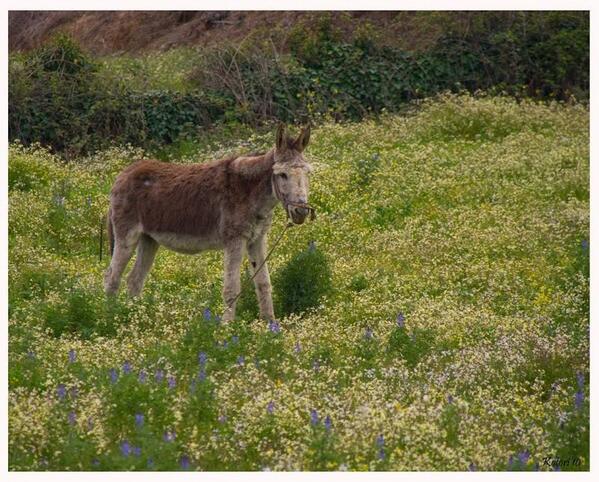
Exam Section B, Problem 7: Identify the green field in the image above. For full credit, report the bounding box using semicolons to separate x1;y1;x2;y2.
8;94;589;471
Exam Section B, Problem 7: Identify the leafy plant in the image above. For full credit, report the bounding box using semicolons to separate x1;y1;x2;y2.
274;242;332;317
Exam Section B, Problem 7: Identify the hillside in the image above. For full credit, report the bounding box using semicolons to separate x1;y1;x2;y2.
9;11;442;54
8;95;590;470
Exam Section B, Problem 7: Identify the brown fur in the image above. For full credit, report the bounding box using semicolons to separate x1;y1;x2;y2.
104;125;312;322
109;153;273;242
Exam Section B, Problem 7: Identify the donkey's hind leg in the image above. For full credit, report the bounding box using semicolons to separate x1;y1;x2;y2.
104;227;141;296
127;234;159;297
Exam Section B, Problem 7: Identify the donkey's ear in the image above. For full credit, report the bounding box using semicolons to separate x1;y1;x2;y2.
276;123;287;151
294;124;311;152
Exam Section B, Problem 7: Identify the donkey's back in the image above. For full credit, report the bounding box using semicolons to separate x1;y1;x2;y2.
110;158;227;245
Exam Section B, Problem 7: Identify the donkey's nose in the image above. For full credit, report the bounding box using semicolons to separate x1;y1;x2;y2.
290;204;309;224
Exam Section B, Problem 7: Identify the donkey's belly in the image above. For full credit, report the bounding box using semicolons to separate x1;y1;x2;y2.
147;231;222;254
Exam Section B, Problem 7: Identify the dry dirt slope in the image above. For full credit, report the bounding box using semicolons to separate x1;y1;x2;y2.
9;11;445;55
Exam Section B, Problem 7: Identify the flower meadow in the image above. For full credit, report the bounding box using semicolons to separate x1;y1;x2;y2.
8;94;589;471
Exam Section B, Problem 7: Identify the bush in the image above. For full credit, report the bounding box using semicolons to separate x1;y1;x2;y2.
235;267;260;321
274;242;332;317
9;34;227;156
192;12;588;125
8;12;589;155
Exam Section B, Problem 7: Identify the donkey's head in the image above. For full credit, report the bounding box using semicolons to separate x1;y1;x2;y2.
272;124;313;225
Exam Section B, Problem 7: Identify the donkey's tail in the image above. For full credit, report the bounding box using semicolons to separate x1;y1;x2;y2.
107;208;115;258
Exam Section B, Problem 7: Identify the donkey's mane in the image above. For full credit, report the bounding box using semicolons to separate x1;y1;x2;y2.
228;149;275;179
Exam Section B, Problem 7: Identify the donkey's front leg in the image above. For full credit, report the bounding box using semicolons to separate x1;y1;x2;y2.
222;238;245;323
247;235;275;321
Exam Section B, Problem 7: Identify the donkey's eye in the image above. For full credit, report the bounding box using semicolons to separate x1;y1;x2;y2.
279;173;288;180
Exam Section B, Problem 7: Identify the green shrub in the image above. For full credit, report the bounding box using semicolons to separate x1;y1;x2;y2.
192;12;588;126
274;242;332;317
8;13;589;155
9;34;227;156
387;326;435;367
41;285;127;339
235;267;260;321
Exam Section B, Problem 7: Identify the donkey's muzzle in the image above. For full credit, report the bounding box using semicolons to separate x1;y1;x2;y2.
290;205;309;225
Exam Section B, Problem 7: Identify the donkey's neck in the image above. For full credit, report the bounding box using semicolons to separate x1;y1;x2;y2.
229;148;279;215
256;150;279;213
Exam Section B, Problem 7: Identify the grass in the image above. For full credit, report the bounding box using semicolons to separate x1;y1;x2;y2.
8;93;589;471
98;47;200;93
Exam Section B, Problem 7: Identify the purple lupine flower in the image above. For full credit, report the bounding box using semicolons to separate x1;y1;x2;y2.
68;411;76;425
396;312;405;328
68;349;76;363
198;368;207;382
294;342;301;353
135;413;144;428
231;335;239;344
57;384;67;400
310;409;319;426
575;390;584;410
218;415;227;424
364;327;373;340
553;465;561;472
237;355;245;366
222;340;229;349
133;446;141;457
203;307;211;321
109;368;118;384
198;351;207;366
518;450;530;465
577;371;585;389
447;395;454;404
378;448;385;461
268;319;281;334
147;458;154;469
267;401;275;414
324;415;332;432
376;434;385;447
138;370;147;383
163;430;176;442
581;239;589;251
91;458;100;467
180;455;190;470
167;375;176;389
120;440;131;457
27;350;36;360
508;455;514;469
468;462;477;471
155;369;164;383
123;361;132;374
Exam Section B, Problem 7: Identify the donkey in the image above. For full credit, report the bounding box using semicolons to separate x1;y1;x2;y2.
104;124;313;322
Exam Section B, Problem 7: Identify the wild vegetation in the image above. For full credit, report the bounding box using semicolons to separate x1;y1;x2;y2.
8;94;589;470
9;12;589;157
